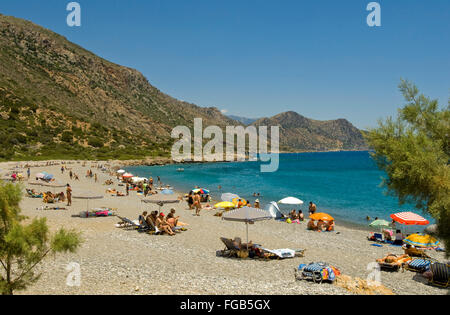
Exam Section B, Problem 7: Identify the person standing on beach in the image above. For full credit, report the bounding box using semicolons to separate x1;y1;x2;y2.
69;170;73;180
309;202;317;215
126;183;130;196
187;191;194;210
27;168;30;180
94;174;98;183
193;192;201;216
66;184;72;206
61;166;64;174
157;176;161;187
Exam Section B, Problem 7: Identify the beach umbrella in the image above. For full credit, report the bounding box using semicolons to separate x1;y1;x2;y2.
141;199;180;212
390;212;429;225
221;193;240;202
278;197;304;205
214;201;236;209
117;170;126;174
403;233;440;248
73;191;104;212
369;219;390;228
192;188;210;195
222;206;273;249
122;173;133;178
310;213;334;221
161;189;174;195
265;202;284;219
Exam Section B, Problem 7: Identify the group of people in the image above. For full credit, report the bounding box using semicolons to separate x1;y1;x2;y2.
187;191;205;216
307;218;335;232
138;209;185;236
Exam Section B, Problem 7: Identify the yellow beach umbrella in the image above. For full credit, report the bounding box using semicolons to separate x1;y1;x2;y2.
404;233;440;248
310;213;334;221
214;201;236;209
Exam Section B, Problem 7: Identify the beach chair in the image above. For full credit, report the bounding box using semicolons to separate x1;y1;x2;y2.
218;237;240;258
403;258;434;273
117;216;150;231
428;262;450;288
26;189;42;198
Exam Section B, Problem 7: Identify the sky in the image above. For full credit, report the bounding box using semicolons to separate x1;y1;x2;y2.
1;0;449;129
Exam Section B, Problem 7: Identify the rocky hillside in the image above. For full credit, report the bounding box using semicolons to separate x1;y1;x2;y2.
252;111;367;152
0;14;367;161
0;14;237;160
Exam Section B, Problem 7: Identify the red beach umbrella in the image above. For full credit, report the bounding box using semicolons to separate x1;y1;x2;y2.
390;212;429;226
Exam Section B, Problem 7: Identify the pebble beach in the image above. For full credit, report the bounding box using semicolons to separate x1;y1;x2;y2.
1;160;447;295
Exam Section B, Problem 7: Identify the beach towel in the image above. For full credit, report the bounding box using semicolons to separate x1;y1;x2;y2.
261;248;295;258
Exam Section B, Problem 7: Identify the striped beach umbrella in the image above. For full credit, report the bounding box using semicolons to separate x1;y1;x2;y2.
390;212;429;225
122;173;133;178
192;188;210;194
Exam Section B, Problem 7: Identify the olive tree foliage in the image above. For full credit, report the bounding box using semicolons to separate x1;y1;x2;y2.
0;182;82;295
366;80;450;255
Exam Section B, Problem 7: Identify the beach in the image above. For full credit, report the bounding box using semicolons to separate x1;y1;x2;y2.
1;160;447;295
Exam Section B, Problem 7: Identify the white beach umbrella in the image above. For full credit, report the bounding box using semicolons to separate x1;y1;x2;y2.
73;191;104;212
117;170;126;174
278;197;304;205
221;193;240;202
222;206;273;249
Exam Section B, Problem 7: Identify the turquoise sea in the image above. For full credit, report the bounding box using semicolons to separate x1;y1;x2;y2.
127;151;433;227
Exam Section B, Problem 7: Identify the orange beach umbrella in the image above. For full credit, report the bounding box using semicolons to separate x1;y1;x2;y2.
310;213;334;221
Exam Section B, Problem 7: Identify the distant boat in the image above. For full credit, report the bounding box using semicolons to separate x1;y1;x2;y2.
177;168;185;172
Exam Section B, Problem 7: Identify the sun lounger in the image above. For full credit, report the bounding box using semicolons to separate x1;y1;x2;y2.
404;258;434;273
428;262;450;288
117;216;150;231
26;189;42;198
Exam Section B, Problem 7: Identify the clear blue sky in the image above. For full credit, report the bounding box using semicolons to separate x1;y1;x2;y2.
1;0;449;129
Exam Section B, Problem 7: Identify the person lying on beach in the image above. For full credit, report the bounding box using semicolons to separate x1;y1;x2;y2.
156;213;175;236
326;220;335;232
307;219;318;231
116;191;126;197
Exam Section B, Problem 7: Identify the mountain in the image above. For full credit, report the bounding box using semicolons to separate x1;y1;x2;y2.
227;115;258;126
0;14;367;161
0;14;237;161
252;111;367;152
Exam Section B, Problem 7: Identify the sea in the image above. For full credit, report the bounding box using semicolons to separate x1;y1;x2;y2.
126;151;434;228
